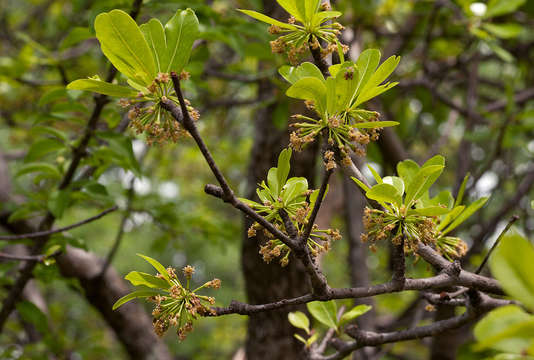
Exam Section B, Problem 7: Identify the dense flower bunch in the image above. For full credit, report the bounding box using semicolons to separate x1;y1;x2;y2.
120;71;200;146
240;1;345;64
113;255;220;341
241;149;341;266
149;265;220;340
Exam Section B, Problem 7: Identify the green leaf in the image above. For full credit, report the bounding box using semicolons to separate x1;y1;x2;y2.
353;120;399;129
48;190;70;219
366;183;402;207
339;304;372;326
438;205;465;232
484;0;526;18
279;62;324;84
95;9;156;85
237;9;298;30
455;173;470;207
294;333;307;344
490;234;534;311
60;27;94;50
136;254;171;284
125;271;170;289
307;301;338;330
382;176;404;196
288;311;310;334
312;11;342;27
112;289;161;310
354;55;400;107
143;9;199;73
277;148;292;188
286;77;327;114
16;162;61;179
404;165;444;207
67;79;138;97
441;197;488;236
397;159;420;188
282;177;308;204
16;301;48;334
351;177;370;193
352;49;380;101
413;206;450;216
474;305;534;353
25;138;65;162
267;167;280;198
482;23;523;39
367;164;382;184
307;332;319;347
277;0;305;22
303;0;320;23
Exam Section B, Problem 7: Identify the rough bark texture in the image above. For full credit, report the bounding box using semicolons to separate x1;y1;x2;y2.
242;2;318;357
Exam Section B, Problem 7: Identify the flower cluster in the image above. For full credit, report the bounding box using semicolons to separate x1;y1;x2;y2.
361;207;467;260
121;71;200;146
249;217;341;267
240;2;345;65
290;108;383;161
148;265;220;340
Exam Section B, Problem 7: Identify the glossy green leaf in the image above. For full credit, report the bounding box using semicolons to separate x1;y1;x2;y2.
354;55;400;107
367;164;382;184
16;162;61;179
353;120;399;129
278;0;305;22
112;289;161;310
438;205;465;232
282;177;308;204
333;62;359;111
455;173;470;206
404;165;444;207
125;271;170;289
351;177;370;193
95;9;156;85
311;11;342;27
474;305;534;353
382;176;404;196
352;49;380;101
238;9;298;29
339;304;372;326
482;23;523;39
413;206;450;216
277;148;292;188
25;138;65;162
267;167;280;198
286;77;327;114
67;79;138;97
294;333;307;344
441;197;488;236
303;0;320;23
288;311;310;334
157;9;199;73
136;253;171;284
484;0;526;18
307;301;338;330
279;62;324;85
367;183;402;206
16;301;48;334
490;234;534;311
397;159;420;188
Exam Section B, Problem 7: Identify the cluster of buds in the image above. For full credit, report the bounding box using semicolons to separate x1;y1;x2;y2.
249;212;341;267
148;265;220;341
323;150;336;171
120;72;199;146
361;207;467;260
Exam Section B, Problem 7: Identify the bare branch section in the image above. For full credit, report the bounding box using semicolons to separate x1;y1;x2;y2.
0;206;118;241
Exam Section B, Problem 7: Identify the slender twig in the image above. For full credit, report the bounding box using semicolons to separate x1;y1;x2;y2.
475;215;519;274
301;169;333;245
0;249;61;263
99;188;135;277
0;206;118;241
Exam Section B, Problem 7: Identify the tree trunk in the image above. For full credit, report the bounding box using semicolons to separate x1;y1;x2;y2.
242;1;319;354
